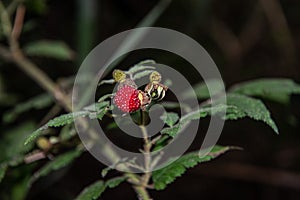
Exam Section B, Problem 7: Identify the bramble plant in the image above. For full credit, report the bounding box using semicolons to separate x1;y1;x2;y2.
1;1;300;200
2;59;300;199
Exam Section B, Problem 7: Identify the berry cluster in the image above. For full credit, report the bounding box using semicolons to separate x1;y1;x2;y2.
114;85;141;113
112;69;167;113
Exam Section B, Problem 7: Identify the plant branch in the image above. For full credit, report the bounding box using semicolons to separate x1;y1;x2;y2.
259;0;296;67
0;2;124;171
138;125;153;199
124;172;152;200
11;4;25;40
1;3;154;200
0;2;72;111
133;185;152;200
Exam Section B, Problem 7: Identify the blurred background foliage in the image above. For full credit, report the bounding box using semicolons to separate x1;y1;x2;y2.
0;0;300;199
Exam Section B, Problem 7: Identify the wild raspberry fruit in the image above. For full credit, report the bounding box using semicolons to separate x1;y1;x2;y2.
114;85;141;113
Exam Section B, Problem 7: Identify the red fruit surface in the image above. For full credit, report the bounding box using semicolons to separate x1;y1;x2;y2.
114;85;141;113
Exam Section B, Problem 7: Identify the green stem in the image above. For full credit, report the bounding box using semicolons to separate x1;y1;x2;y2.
133;185;152;200
136;125;153;199
124;172;151;200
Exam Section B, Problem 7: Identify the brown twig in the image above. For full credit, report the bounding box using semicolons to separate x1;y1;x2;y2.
259;0;296;67
11;4;25;40
7;0;24;16
0;1;123;168
1;2;153;199
0;3;73;111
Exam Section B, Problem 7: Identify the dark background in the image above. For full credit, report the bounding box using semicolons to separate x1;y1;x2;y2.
1;0;300;199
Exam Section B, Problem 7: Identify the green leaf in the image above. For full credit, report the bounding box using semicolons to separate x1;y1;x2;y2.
24;101;110;145
127;60;156;74
25;0;48;14
160;124;182;137
87;102;109;120
75;177;126;200
98;79;115;86
225;94;279;134
0;164;7;183
152;145;235;190
84;101;109;112
24;40;74;60
31;149;83;183
167;94;278;134
59;124;77;141
101;167;112;178
24;126;48;146
184;79;224;99
180;104;229;122
0;122;36;164
132;70;155;80
97;94;113;103
24;111;88;145
3;93;53;123
160;112;179;127
106;177;126;188
161;104;230;137
75;180;106;200
230;78;300;104
152;134;171;151
10;173;31;200
106;122;118;130
47;111;89;127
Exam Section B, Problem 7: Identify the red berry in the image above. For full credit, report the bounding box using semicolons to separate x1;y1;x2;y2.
114;85;141;113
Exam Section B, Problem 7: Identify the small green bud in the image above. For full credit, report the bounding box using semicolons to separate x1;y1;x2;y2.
149;71;161;83
113;69;126;82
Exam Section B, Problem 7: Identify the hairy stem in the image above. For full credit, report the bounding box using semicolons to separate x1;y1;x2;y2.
133;185;152;200
133;124;153;200
125;172;152;200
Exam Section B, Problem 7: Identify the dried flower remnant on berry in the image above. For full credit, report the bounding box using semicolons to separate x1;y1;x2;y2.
138;90;151;110
145;71;168;101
